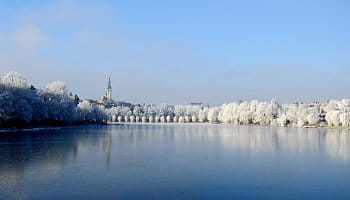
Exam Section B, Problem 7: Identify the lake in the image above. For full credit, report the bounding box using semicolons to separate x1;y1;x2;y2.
1;124;350;199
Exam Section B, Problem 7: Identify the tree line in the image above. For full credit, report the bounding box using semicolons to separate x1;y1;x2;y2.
0;71;106;127
1;71;350;128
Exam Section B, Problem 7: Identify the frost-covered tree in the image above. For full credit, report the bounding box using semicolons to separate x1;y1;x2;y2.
1;71;29;89
136;116;140;123
173;116;178;123
41;81;77;122
77;100;93;121
198;107;209;122
174;105;186;117
0;91;14;121
121;107;132;116
142;116;147;123
130;115;135;123
133;106;143;116
322;99;350;127
166;115;172;123
0;72;36;122
208;107;220;123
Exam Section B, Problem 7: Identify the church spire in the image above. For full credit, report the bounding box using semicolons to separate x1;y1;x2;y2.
98;77;113;104
107;77;112;90
106;77;112;102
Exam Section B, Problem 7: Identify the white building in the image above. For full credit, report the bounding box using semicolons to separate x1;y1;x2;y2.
99;77;113;104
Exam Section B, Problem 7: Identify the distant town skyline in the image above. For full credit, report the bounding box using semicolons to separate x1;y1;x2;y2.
1;0;349;106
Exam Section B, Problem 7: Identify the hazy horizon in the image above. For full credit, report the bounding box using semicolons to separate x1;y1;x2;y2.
1;0;349;106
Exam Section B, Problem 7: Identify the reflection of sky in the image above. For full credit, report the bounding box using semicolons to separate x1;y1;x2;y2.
1;125;350;199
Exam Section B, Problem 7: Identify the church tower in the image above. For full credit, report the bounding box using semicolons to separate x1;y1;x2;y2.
106;77;112;101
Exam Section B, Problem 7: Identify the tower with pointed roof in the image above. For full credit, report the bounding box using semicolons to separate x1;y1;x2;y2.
98;77;114;104
106;77;112;102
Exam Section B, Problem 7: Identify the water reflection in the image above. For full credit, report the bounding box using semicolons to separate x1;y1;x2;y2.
216;126;350;162
112;125;350;162
0;126;112;188
0;124;350;199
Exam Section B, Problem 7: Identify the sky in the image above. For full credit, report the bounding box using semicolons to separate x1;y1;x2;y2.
0;0;349;106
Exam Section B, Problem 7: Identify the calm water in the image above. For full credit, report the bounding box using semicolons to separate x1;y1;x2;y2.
1;124;350;199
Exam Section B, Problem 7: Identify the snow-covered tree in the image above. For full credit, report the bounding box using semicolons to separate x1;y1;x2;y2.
208;107;220;123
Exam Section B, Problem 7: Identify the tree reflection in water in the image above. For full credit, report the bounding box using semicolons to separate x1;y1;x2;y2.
0;124;349;199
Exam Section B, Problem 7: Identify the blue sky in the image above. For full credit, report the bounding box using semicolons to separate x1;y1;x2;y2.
0;0;349;105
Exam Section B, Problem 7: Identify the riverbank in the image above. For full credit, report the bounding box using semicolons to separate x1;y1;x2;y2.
108;121;350;131
0;121;107;133
2;121;349;133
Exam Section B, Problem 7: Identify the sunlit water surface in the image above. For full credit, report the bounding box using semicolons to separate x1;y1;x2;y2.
1;124;350;199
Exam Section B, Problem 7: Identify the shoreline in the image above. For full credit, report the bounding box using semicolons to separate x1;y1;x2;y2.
1;122;349;133
0;122;108;133
108;122;350;131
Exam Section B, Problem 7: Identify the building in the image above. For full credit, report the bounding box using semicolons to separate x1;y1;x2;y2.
96;77;135;109
189;102;209;108
99;77;114;104
308;102;319;107
106;77;112;101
